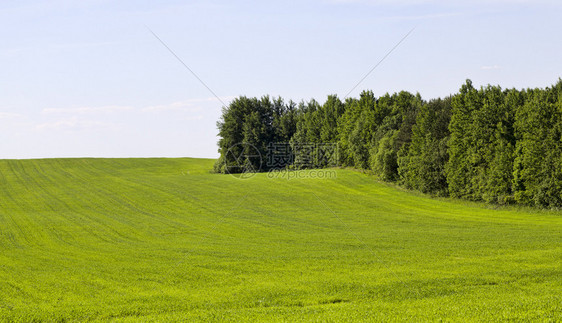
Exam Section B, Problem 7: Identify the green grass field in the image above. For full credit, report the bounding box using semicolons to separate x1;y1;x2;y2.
0;158;560;322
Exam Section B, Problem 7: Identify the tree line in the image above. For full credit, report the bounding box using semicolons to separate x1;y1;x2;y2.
215;79;562;208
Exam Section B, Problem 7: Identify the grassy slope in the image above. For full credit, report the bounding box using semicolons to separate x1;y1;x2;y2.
0;158;560;322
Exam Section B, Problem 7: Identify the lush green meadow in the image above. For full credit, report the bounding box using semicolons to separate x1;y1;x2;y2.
0;158;560;322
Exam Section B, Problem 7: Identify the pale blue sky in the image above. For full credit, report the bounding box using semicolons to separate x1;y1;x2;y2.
1;0;561;159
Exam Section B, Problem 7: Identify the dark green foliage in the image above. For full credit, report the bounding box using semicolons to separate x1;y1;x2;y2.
370;91;422;181
484;89;518;204
290;99;322;168
215;79;562;208
348;96;377;168
290;96;345;168
446;82;516;203
320;95;345;142
215;96;277;173
399;97;452;195
513;82;562;207
446;80;480;199
371;130;399;180
272;98;298;143
338;92;376;168
215;96;253;173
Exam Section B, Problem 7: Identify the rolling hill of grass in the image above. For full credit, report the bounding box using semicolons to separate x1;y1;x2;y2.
0;158;560;322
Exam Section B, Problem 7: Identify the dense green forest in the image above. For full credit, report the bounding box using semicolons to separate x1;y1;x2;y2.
215;80;562;208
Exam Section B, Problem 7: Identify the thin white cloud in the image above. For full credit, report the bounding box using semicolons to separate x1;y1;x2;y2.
184;115;204;121
142;100;200;113
330;0;558;4
481;65;502;70
35;117;119;131
384;12;460;20
142;96;234;113
0;41;119;57
182;96;236;105
34;96;231;131
42;105;134;115
330;0;428;4
0;112;23;119
40;96;233;117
